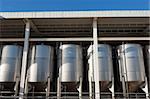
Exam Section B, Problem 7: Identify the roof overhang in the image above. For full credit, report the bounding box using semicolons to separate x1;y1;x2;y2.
0;10;150;19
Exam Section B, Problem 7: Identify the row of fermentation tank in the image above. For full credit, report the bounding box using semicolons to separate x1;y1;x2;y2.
0;43;149;94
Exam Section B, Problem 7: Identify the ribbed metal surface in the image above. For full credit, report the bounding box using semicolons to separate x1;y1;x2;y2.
88;44;113;81
0;45;22;82
58;44;83;82
117;44;145;82
28;45;54;82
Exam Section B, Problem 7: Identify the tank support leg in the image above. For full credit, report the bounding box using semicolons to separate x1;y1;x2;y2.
141;77;149;99
32;86;35;99
109;77;115;99
57;77;61;99
24;75;29;96
89;77;93;99
122;76;127;99
78;77;82;99
46;77;50;98
14;77;20;96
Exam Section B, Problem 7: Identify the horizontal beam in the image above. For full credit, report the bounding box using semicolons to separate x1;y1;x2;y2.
0;11;149;18
30;38;93;41
0;38;24;42
97;37;150;41
0;37;149;42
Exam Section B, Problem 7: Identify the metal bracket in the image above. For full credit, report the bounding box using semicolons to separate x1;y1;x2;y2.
141;77;149;99
109;77;115;99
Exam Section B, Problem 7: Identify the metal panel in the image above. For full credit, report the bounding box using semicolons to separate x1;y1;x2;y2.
58;44;83;82
117;44;145;82
28;45;54;82
88;44;113;81
0;45;22;82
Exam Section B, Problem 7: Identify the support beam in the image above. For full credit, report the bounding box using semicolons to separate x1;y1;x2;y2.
30;37;93;41
93;17;100;99
0;37;149;42
23;19;41;34
19;21;30;99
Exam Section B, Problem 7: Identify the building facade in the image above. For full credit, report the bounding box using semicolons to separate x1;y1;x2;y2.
0;10;150;98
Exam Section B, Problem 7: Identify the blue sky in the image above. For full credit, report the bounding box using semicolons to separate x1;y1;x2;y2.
0;0;149;12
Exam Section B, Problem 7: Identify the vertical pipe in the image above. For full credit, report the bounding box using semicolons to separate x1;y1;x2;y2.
19;21;30;99
93;17;100;99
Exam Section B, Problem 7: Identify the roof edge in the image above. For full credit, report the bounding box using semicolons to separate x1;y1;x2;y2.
0;10;150;19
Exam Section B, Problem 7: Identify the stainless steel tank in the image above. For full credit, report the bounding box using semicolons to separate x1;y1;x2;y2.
88;44;113;90
58;44;83;82
28;45;54;82
0;45;22;82
117;44;145;91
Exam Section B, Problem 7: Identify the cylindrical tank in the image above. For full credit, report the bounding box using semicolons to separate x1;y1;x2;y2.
28;45;54;82
145;45;150;90
117;44;145;91
58;44;83;82
0;45;22;82
87;44;113;90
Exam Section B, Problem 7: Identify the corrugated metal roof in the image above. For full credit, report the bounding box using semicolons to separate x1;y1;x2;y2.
0;11;149;19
